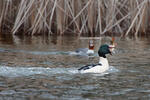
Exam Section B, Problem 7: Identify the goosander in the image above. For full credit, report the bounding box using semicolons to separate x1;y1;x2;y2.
75;40;94;55
78;44;115;73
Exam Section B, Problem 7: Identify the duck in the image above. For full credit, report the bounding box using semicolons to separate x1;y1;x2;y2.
78;44;115;73
75;40;94;55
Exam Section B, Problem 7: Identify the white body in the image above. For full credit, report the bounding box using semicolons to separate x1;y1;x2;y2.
87;49;94;54
81;57;109;73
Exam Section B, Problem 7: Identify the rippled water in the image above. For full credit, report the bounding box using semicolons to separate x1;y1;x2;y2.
0;34;150;100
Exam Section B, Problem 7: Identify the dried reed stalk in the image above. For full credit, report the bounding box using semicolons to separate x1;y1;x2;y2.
88;0;94;35
0;0;149;36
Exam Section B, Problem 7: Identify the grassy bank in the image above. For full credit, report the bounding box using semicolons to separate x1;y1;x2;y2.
0;0;150;36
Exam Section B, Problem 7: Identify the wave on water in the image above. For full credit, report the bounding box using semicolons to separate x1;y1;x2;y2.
0;66;79;77
0;47;70;55
108;66;119;73
0;65;119;78
0;47;96;56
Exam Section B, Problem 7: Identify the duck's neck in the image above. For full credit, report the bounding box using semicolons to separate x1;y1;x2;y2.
99;57;109;68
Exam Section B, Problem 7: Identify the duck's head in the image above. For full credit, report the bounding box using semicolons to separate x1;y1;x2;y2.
98;44;115;58
88;40;94;50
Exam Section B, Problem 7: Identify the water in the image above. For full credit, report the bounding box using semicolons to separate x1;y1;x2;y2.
0;34;150;100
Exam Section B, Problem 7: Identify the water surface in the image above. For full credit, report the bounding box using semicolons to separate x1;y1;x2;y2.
0;34;150;100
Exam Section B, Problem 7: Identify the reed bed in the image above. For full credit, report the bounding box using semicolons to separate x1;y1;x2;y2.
0;0;150;36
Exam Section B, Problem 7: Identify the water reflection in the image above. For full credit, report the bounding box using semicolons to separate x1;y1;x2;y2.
0;34;14;44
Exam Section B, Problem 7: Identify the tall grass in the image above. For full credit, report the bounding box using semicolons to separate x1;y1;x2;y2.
0;0;150;36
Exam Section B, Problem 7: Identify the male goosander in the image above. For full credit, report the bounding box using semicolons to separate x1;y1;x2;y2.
75;40;94;55
78;44;115;73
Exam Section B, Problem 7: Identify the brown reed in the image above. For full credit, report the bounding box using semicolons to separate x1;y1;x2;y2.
0;0;149;36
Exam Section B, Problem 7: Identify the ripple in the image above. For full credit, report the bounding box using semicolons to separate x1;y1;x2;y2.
0;66;77;77
0;47;70;55
107;88;135;96
108;66;119;73
29;51;69;55
0;65;118;78
0;90;16;95
0;47;97;57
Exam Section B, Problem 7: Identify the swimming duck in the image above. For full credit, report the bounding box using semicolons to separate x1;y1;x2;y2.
78;44;115;73
75;40;94;55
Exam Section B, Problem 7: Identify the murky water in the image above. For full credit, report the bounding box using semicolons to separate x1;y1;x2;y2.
0;34;150;100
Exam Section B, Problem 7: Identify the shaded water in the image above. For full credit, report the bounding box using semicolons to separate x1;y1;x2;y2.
0;34;150;100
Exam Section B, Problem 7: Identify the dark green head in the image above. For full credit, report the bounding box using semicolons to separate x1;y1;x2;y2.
98;44;111;58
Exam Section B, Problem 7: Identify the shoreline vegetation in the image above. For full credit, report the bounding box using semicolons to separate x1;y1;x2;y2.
0;0;150;36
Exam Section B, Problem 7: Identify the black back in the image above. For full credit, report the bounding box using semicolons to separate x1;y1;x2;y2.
78;63;102;71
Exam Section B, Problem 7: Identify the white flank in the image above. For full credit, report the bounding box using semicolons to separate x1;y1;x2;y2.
80;57;109;73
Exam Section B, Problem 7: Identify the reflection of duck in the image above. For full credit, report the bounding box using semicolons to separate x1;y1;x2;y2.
109;37;116;52
75;40;94;55
78;44;115;73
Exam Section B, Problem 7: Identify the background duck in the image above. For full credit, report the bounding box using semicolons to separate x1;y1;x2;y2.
75;40;94;55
